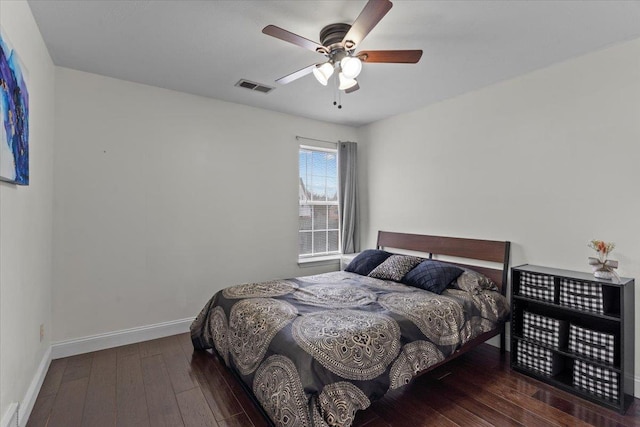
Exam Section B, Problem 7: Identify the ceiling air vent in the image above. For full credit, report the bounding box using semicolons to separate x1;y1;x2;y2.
235;79;275;94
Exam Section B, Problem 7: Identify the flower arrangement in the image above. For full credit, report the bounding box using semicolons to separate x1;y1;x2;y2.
588;240;615;262
587;239;618;280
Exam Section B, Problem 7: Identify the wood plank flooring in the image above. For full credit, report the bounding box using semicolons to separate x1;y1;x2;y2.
27;333;640;427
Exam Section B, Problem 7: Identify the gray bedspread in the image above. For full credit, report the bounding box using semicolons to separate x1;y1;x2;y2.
191;270;509;427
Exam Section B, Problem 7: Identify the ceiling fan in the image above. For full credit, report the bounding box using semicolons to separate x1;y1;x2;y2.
262;0;422;96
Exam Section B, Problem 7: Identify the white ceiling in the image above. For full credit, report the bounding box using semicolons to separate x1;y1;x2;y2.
27;0;640;127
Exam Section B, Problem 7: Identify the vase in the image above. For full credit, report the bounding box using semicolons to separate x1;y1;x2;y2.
593;269;614;280
588;256;618;280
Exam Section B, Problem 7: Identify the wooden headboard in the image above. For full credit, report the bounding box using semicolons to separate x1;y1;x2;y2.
376;231;511;295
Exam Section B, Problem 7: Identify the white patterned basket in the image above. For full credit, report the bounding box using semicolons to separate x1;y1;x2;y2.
519;272;555;302
517;340;562;376
523;311;568;348
569;324;615;365
559;279;605;314
574;359;619;402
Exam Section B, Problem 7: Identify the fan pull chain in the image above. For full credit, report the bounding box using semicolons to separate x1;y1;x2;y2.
332;74;342;109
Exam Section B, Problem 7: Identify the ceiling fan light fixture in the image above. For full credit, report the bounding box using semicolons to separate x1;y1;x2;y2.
263;0;420;100
338;72;358;90
312;62;334;86
340;56;362;79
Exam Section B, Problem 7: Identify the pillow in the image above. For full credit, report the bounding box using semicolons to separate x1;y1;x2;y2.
402;260;464;294
345;249;393;276
368;255;423;282
451;268;498;293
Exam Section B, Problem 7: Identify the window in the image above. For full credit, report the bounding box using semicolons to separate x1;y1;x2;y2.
299;145;340;258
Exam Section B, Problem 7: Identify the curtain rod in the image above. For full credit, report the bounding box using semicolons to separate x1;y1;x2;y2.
295;135;341;144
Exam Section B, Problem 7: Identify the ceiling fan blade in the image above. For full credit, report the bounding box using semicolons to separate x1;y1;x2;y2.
358;50;423;63
263;25;326;54
345;82;360;94
275;63;318;85
342;0;393;48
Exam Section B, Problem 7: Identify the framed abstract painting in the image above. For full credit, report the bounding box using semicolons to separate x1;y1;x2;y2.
0;28;29;185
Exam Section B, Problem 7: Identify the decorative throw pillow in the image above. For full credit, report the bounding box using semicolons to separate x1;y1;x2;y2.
345;249;393;276
402;260;464;294
452;268;499;293
367;255;423;282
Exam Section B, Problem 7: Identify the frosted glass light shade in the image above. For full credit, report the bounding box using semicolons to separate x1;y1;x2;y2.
340;56;362;79
338;73;357;90
312;62;334;86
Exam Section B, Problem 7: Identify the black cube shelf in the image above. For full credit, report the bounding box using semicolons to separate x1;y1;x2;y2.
510;264;635;414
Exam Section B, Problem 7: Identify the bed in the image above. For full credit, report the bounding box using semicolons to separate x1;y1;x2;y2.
191;231;511;427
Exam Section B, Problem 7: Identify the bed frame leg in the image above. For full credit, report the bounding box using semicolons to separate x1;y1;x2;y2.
499;323;506;354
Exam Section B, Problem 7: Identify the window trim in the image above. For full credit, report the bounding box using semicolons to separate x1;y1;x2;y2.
298;144;341;261
297;254;341;267
299;144;337;154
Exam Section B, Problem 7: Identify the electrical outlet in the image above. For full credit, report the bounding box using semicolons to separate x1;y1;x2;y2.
40;324;44;342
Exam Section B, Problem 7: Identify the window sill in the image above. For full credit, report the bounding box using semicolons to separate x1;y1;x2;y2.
298;254;341;267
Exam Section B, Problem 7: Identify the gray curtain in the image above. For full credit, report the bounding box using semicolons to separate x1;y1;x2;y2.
339;142;359;254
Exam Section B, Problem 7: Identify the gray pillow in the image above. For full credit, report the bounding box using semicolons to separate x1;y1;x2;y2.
368;255;423;282
452;268;498;293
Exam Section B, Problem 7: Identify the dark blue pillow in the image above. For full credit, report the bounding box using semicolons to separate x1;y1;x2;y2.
402;260;464;294
345;249;393;276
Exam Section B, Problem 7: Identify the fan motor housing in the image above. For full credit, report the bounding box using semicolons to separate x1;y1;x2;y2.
319;23;351;50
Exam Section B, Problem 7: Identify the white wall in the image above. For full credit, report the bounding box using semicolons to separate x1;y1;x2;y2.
0;0;55;422
358;38;640;378
53;68;357;342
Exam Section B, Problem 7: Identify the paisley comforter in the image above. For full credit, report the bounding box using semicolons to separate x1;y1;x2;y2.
191;270;509;427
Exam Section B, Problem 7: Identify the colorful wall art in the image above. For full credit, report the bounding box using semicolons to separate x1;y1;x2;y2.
0;28;29;185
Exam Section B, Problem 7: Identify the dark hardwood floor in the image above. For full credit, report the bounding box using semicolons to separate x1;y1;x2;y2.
28;333;640;427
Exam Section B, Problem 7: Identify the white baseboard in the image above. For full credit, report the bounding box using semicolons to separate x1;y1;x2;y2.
15;319;191;426
51;318;193;359
1;346;52;427
1;403;19;427
18;346;52;427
